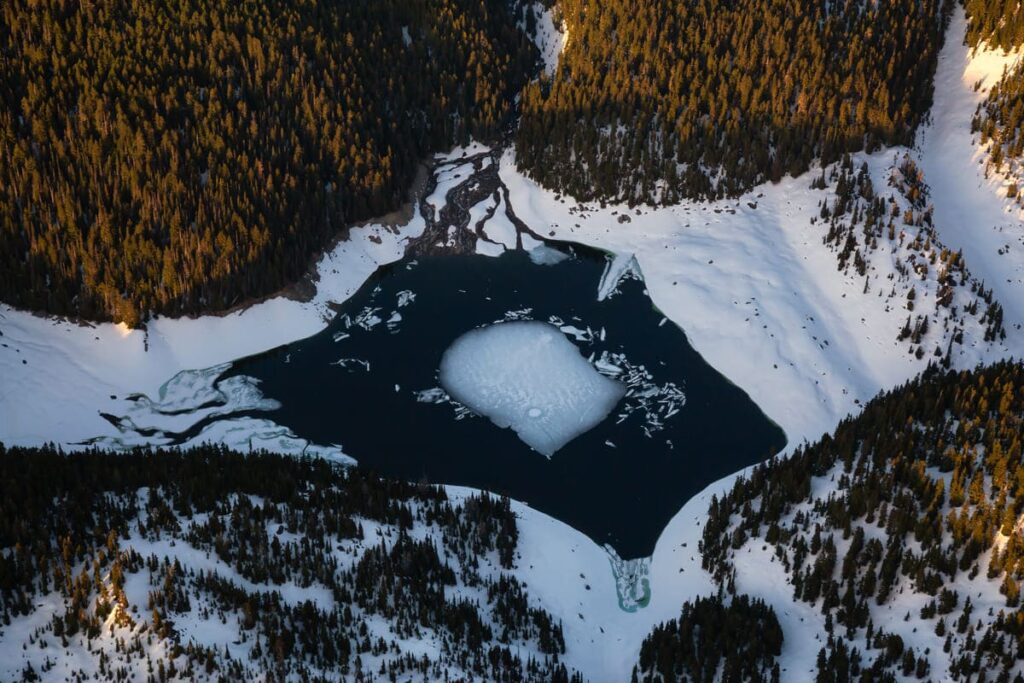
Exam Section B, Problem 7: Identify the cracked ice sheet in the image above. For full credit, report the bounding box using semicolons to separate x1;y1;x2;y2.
113;366;280;435
529;244;570;265
87;415;352;465
439;321;626;456
596;252;641;301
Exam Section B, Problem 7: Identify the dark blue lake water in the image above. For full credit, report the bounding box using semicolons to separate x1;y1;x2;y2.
225;244;785;558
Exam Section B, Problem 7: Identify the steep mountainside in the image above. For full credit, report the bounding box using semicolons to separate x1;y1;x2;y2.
700;361;1024;681
0;0;539;324
0;446;579;682
516;0;953;205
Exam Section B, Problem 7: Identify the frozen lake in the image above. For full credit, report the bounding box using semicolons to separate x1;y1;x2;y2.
107;244;785;558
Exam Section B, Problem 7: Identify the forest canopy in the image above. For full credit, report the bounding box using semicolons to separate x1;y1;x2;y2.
0;0;538;324
965;0;1024;51
515;0;953;205
2;0;1016;325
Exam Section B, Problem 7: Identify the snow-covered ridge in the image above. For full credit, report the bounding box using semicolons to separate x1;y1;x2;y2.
962;28;1023;195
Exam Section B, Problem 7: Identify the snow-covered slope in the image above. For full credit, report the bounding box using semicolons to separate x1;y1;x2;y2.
0;457;578;683
501;147;1020;448
918;8;1024;331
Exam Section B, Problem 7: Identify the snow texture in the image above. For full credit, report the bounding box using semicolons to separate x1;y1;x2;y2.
438;321;626;456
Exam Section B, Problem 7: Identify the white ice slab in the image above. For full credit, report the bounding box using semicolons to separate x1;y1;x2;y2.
529;244;570;265
439;321;625;456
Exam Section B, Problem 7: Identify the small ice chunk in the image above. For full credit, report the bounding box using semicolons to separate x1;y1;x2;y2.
558;324;593;343
529;244;570;266
439;321;626;456
414;387;449;404
597;253;640;301
396;290;416;308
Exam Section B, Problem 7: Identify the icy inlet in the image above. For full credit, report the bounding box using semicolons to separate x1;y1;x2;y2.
439;321;626;456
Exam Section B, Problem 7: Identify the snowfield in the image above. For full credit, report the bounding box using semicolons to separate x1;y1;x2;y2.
1;8;1023;681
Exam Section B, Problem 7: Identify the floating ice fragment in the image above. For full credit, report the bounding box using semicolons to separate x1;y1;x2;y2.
396;290;416;308
528;244;570;266
331;358;371;372
557;324;595;343
593;350;687;433
500;308;534;322
597;253;641;301
344;306;383;331
414;387;450;404
438;321;626;456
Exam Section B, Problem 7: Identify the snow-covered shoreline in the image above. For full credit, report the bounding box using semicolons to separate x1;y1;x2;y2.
0;199;425;448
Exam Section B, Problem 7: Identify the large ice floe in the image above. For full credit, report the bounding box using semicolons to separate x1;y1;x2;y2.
439;321;626;456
